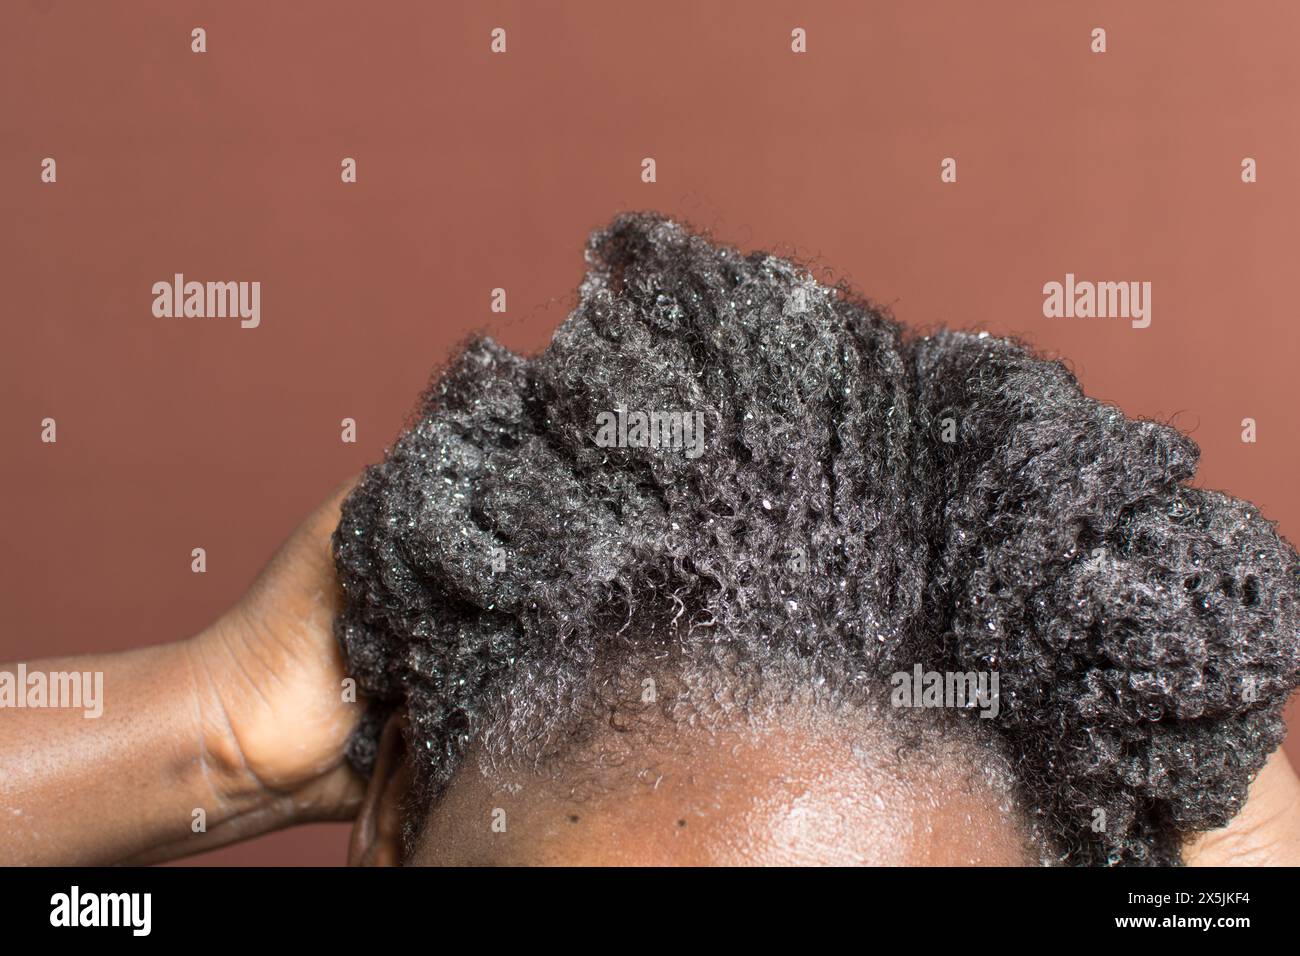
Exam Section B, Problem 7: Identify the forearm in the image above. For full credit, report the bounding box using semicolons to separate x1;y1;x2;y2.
0;640;287;866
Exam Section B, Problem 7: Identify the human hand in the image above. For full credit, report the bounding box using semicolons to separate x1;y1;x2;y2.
187;477;366;825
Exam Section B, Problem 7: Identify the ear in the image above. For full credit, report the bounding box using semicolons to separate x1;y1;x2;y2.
348;714;412;866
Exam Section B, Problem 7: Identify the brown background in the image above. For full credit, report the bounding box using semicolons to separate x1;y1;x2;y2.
2;0;1297;865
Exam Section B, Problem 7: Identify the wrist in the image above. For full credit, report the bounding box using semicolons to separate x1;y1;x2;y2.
183;604;364;826
182;618;290;815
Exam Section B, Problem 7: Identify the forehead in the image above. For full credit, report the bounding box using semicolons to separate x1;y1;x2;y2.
408;709;1035;866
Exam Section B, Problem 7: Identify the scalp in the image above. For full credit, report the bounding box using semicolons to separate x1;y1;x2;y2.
333;212;1300;865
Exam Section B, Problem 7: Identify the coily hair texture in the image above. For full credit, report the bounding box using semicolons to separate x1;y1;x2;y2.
332;212;1300;866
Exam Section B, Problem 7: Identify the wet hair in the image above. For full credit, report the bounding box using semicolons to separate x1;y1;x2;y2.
332;211;1300;866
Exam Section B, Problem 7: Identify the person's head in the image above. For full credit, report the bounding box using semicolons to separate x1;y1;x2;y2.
334;212;1300;866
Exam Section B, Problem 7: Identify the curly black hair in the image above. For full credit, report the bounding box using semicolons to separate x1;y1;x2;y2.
332;211;1300;866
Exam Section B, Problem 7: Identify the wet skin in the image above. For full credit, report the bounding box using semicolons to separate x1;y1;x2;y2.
361;707;1039;867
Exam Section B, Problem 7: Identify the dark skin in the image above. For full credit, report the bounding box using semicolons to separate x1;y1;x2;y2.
0;479;365;865
354;697;1300;867
361;708;1040;866
3;478;1297;866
